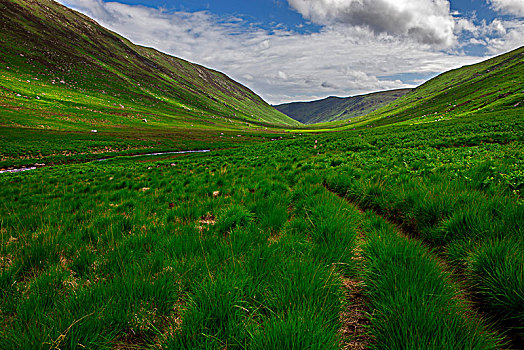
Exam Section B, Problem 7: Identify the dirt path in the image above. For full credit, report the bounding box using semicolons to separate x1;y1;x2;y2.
339;224;372;349
323;184;522;349
339;276;371;350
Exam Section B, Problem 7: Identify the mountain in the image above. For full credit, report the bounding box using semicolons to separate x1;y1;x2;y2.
274;89;411;124
0;0;300;131
361;46;524;128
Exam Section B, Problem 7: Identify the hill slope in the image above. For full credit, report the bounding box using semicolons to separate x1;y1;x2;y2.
274;89;411;124
361;46;524;128
0;0;299;131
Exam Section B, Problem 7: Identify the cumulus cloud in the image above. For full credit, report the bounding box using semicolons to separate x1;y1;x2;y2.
481;19;524;53
488;0;524;16
56;0;515;104
455;18;479;35
287;0;457;47
487;19;508;36
455;15;524;54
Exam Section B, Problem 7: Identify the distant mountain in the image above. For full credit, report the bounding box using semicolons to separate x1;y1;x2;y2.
362;46;524;127
274;89;411;124
0;0;300;130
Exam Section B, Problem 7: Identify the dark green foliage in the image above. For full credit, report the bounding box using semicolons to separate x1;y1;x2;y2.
467;239;524;328
172;271;252;348
362;216;501;349
215;204;253;235
249;309;340;350
0;149;361;348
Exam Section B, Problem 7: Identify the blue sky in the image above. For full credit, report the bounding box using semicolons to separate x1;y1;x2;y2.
69;0;499;26
59;0;524;103
90;0;313;29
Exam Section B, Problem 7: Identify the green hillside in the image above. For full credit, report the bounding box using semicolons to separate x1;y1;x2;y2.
359;46;524;128
0;0;298;138
274;89;411;124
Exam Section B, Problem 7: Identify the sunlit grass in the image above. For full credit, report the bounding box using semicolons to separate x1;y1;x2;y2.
1;108;522;348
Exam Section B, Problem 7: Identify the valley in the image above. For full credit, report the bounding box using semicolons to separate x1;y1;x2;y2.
274;89;411;125
0;0;523;349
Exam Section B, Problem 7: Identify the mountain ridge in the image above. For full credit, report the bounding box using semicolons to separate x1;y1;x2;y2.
274;89;411;124
358;46;524;128
0;0;300;130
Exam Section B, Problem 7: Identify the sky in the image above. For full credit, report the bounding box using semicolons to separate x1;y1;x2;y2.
57;0;524;104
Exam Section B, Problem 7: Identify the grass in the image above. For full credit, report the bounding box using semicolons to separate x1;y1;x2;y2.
2;114;522;347
1;1;523;348
466;238;524;329
323;115;523;344
361;214;501;349
0;150;361;349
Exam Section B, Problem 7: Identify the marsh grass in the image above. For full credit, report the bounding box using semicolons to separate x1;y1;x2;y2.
361;214;502;349
1;112;522;348
466;239;524;330
326;148;524;339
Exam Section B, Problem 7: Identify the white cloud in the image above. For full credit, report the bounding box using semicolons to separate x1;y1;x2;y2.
456;16;524;54
286;0;457;47
277;71;288;80
469;38;487;45
482;19;524;53
488;0;524;16
56;0;518;104
455;18;479;35
487;19;508;35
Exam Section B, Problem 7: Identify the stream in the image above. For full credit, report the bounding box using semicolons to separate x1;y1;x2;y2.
0;149;211;174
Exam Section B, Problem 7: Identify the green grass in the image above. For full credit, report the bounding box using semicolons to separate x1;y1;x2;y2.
2;113;522;347
466;238;524;330
361;213;500;349
322;116;523;345
1;1;523;348
0;150;361;349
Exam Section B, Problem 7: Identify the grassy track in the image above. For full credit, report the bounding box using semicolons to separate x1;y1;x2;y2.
2;112;521;348
0;151;363;349
323;115;523;346
324;183;504;349
360;213;500;349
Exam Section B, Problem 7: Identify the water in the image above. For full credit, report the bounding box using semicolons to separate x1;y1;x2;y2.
96;149;210;161
0;167;37;174
0;150;211;174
